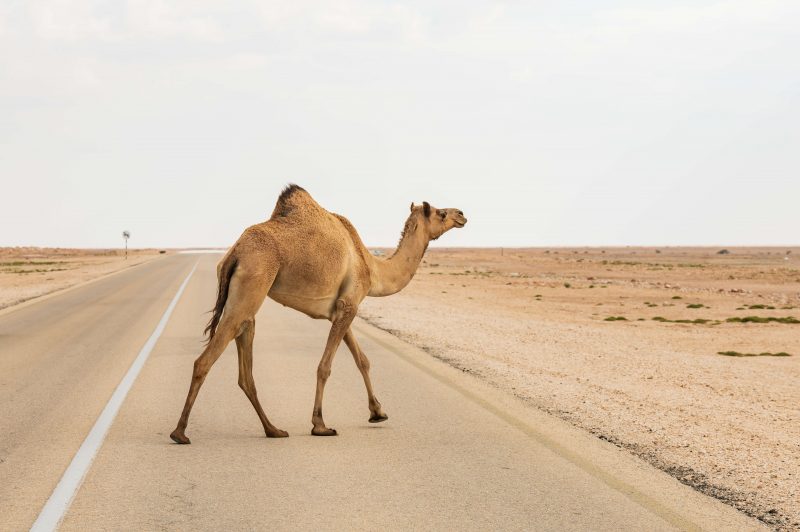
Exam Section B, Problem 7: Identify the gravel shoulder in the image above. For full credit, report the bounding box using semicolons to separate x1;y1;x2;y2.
359;247;800;531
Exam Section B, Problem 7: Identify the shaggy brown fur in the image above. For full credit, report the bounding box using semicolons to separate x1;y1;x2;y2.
170;185;466;443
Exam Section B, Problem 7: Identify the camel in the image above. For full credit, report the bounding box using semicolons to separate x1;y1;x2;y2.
170;185;467;443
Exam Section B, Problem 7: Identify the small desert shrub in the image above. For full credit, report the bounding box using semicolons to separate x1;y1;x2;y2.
686;303;705;309
671;296;682;300
652;316;715;325
0;260;62;266
604;316;628;321
726;316;800;324
717;351;791;357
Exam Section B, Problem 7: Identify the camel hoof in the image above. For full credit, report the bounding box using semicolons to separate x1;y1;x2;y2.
369;413;388;423
311;427;338;436
266;428;289;438
170;430;191;444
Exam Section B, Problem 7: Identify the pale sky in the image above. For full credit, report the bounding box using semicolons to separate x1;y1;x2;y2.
1;1;798;249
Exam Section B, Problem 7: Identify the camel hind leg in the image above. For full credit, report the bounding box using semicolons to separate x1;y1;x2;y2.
170;317;239;444
311;298;357;436
170;259;276;444
236;318;288;438
343;329;387;423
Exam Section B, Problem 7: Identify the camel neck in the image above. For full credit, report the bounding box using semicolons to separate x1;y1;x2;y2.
368;217;428;297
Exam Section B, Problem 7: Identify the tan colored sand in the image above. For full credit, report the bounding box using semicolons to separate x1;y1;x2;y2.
359;247;800;530
0;247;165;310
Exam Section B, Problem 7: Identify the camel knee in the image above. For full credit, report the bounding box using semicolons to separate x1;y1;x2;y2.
237;318;254;338
317;364;332;382
192;359;210;380
334;299;357;322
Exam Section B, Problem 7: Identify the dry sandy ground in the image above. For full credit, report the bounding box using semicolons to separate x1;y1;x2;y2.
0;247;164;310
360;247;800;531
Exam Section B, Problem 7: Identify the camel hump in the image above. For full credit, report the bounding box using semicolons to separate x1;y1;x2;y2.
270;184;320;219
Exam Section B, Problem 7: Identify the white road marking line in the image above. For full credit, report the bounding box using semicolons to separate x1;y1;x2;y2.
30;261;199;532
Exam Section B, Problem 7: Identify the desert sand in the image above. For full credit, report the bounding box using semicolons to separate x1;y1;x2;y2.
359;247;800;530
0;247;164;310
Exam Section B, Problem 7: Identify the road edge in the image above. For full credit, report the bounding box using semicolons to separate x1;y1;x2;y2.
352;317;766;532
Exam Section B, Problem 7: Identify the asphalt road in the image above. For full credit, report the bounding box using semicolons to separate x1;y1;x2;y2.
0;254;764;531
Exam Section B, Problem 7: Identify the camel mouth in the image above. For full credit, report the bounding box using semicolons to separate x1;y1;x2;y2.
453;220;466;228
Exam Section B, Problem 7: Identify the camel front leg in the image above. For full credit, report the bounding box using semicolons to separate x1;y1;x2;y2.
343;328;388;423
311;299;356;436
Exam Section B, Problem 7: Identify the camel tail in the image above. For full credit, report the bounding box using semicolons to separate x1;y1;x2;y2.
204;253;238;342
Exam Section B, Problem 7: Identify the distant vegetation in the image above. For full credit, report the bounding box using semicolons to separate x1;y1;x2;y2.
717;351;791;357
600;260;704;268
0;260;62;267
1;260;70;274
644;315;800;325
653;316;714;324
726;316;799;324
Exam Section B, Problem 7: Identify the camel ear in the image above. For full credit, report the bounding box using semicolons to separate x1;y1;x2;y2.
410;202;415;212
423;201;431;217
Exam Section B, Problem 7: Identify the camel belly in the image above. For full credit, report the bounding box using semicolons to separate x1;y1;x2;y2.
268;287;338;319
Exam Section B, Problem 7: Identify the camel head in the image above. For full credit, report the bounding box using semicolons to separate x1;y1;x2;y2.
410;201;467;241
